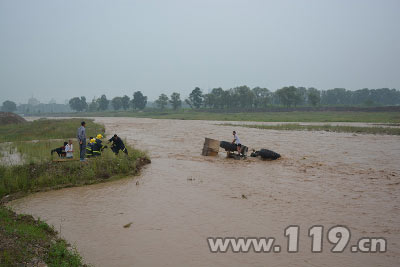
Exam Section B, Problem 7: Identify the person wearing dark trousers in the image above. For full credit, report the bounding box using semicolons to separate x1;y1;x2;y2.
232;130;242;154
108;134;128;155
93;134;107;156
77;121;86;161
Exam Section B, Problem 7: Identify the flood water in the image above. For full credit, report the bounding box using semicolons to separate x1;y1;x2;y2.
9;117;400;266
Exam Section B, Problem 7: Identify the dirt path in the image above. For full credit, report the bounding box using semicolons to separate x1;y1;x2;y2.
9;117;400;266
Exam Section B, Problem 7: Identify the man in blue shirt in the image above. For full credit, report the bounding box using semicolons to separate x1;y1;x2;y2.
77;121;86;161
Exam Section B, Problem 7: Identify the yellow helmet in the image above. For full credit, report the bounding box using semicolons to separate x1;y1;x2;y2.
90;138;96;143
96;134;103;139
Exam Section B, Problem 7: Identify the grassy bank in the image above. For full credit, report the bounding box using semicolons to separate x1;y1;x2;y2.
0;118;150;266
0;147;149;200
0;206;84;266
0;117;150;199
0;118;104;142
221;123;400;135
36;110;400;123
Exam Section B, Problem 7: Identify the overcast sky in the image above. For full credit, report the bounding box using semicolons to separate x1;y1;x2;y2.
1;0;399;104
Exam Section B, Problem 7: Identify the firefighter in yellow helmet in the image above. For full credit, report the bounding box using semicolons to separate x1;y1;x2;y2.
86;137;96;158
93;134;107;156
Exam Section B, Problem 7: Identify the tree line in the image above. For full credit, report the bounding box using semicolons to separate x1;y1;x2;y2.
68;91;148;112
66;86;400;112
2;86;400;113
200;86;400;109
3;86;397;113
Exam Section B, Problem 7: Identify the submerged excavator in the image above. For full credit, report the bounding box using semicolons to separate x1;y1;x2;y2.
202;138;280;160
219;141;280;160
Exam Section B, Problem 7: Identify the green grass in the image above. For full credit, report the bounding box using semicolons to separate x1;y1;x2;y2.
11;140;66;163
221;123;400;135
0;206;85;266
10;140;82;163
42;110;400;123
0;118;104;143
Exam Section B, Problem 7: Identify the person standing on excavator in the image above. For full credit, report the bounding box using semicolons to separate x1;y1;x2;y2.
232;131;242;154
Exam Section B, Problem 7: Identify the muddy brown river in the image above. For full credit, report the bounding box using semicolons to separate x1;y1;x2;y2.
9;117;400;266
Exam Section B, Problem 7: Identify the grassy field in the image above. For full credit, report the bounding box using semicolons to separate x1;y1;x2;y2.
0;118;150;266
0;118;104;142
221;123;400;135
43;110;400;123
10;139;100;163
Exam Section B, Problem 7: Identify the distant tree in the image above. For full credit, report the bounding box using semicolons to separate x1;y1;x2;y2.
275;88;286;107
252;87;271;108
97;95;109;111
69;97;80;111
80;96;88;111
203;93;212;108
275;86;300;107
88;98;98;112
2;100;17;112
185;87;203;109
111;97;123;110
232;86;254;109
296;87;308;106
121;95;131;110
155;94;169;109
69;96;87;112
169;92;182;110
373;88;400;105
132;91;148;110
206;87;226;109
320;88;351;105
307;88;321;106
